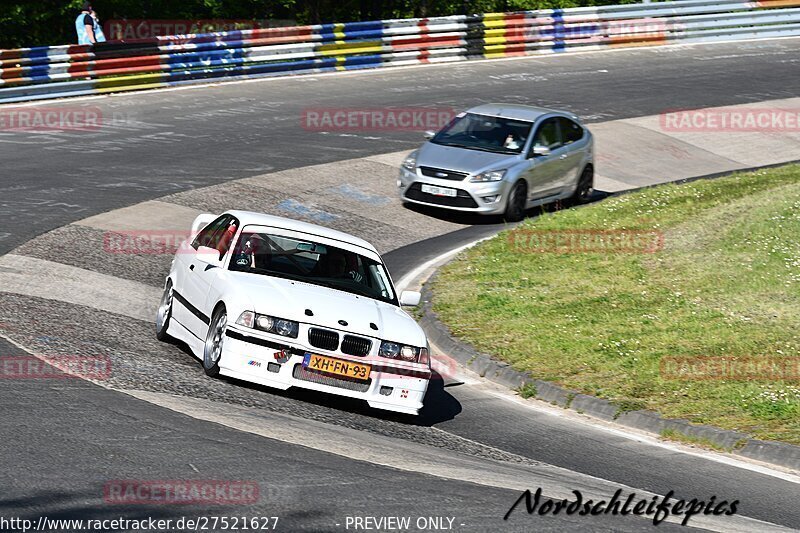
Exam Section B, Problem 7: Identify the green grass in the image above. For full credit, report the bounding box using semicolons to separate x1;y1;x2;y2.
432;164;800;444
518;382;538;399
660;429;746;453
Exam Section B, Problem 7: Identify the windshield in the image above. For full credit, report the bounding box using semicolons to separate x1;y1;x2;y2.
431;112;533;154
228;230;397;305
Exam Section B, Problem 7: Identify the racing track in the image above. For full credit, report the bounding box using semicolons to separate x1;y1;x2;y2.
2;39;800;531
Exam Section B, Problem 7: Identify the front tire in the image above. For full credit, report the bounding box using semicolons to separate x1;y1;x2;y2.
155;280;174;342
203;306;227;377
503;180;527;222
571;166;594;205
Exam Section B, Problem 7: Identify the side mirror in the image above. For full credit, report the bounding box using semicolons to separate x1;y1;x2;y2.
195;245;223;267
191;213;216;238
532;145;551;157
423;130;436;140
399;290;421;307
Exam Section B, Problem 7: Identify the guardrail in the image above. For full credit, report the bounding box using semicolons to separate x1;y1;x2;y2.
1;0;799;104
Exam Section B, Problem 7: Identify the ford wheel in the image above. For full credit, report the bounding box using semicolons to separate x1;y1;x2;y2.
503;180;527;222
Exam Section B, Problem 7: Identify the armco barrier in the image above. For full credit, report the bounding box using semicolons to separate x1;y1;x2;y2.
1;0;799;104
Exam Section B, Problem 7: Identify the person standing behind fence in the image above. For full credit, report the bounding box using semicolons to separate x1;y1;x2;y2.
75;2;106;44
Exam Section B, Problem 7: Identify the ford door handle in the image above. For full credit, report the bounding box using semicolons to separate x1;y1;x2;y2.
559;154;568;160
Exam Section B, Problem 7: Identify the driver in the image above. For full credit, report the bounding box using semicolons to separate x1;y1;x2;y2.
327;250;363;283
232;233;266;269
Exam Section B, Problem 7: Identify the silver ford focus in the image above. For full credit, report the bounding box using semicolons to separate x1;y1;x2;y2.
398;104;594;221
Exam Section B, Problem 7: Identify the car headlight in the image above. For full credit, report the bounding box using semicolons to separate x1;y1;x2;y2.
470;169;506;182
235;311;254;328
401;152;417;172
236;311;298;338
273;319;299;337
379;341;400;358
256;315;273;331
379;341;428;364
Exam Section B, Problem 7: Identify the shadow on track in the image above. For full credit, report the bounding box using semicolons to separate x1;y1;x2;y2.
0;490;179;523
401;188;612;225
170;340;462;426
385;189;611;280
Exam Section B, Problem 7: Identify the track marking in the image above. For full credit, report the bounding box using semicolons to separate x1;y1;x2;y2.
395;236;495;293
0;254;159;322
482;386;800;484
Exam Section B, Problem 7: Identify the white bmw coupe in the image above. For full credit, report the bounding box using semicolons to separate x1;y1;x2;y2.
156;210;430;415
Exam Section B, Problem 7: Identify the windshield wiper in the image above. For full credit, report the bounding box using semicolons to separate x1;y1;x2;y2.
310;277;387;301
238;268;392;303
243;268;308;284
464;145;505;153
432;141;469;149
434;141;512;154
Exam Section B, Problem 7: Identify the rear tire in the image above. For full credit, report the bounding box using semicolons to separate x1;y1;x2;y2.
203;306;227;377
155;281;174;342
571;166;594;205
503;180;527;222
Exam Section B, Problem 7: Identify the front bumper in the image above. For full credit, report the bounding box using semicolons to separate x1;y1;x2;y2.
398;167;509;214
220;326;429;415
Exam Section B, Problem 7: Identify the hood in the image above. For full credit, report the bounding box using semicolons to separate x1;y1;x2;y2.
416;141;516;174
229;272;426;346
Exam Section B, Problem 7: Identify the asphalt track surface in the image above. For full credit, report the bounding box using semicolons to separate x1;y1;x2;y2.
2;39;800;531
3;38;800;256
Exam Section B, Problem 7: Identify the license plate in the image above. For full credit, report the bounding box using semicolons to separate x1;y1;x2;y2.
421;184;457;197
303;353;371;381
